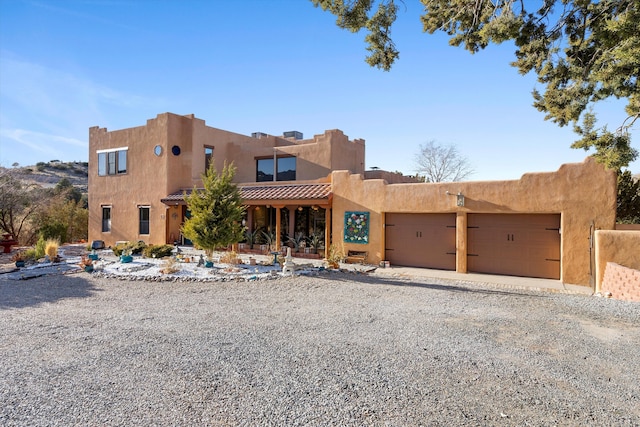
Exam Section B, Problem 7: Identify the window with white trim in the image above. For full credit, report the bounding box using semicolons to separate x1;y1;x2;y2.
97;147;128;176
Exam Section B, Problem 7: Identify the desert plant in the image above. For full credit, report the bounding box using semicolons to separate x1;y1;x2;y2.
307;233;324;253
220;250;240;265
44;238;59;259
260;230;276;249
244;229;258;249
79;255;93;267
143;244;174;258
160;257;180;274
325;243;345;268
287;232;306;252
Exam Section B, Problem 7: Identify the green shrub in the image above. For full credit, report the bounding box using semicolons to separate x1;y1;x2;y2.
112;241;147;256
112;243;127;257
22;248;37;261
36;162;47;171
143;244;174;258
130;241;147;255
39;221;68;243
32;236;47;259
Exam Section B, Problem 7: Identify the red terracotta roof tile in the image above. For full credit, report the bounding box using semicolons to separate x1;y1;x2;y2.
161;183;331;204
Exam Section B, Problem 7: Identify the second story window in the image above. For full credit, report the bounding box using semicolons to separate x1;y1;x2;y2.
97;147;128;176
205;146;214;171
257;156;296;182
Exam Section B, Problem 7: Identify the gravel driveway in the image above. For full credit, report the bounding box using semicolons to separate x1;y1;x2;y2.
1;271;639;426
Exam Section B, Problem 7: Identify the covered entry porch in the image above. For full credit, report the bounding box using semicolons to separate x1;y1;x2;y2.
241;182;332;257
161;182;332;257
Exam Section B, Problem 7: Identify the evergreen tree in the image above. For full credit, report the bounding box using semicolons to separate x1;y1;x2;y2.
181;161;246;255
312;0;639;168
617;170;640;223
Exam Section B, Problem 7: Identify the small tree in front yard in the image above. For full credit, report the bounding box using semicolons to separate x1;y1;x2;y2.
181;161;246;255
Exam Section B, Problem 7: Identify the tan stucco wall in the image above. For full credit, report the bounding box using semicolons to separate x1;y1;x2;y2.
331;157;617;286
89;115;176;247
594;230;640;292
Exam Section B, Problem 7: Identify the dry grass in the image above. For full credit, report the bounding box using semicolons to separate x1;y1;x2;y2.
220;251;241;265
160;258;181;274
45;239;59;259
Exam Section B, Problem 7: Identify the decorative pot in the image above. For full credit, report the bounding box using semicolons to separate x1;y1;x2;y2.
205;261;214;268
15;260;25;268
84;265;94;273
120;255;133;263
88;254;99;261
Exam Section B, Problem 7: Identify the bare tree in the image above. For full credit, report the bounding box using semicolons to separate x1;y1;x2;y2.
414;141;474;182
0;168;43;243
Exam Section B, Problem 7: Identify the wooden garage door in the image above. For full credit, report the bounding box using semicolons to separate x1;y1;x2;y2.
385;213;456;270
467;214;560;279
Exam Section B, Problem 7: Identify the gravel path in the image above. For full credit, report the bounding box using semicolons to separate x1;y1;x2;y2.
1;271;639;426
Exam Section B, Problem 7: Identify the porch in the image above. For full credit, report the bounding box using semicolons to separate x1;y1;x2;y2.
161;182;332;257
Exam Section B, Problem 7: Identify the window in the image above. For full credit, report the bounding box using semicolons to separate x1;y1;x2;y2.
117;150;127;174
257;158;274;182
97;147;128;176
102;206;111;232
205;146;214;171
277;156;296;181
256;156;296;182
139;206;150;235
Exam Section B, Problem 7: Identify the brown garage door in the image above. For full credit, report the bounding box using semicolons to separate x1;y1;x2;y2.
385;213;456;270
467;214;561;279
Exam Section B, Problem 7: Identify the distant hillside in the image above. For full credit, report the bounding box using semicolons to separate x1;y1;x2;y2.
1;161;88;193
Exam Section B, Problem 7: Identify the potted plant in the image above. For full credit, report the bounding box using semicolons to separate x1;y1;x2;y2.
287;232;306;253
79;255;94;273
88;249;99;261
260;229;276;252
307;233;324;254
120;248;133;263
12;251;26;268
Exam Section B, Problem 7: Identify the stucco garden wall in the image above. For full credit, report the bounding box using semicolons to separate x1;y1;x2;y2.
331;157;617;286
595;230;640;300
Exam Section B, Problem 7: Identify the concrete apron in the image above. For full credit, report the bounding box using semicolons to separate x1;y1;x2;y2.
371;266;593;296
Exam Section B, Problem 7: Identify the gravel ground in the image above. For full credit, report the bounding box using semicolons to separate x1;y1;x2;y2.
1;271;639;426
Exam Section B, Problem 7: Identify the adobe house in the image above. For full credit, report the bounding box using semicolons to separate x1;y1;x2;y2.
88;112;365;253
88;112;618;287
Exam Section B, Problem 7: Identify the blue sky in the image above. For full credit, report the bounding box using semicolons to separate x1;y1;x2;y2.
0;0;637;180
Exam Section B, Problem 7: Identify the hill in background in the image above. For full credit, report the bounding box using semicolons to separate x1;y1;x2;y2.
1;161;88;193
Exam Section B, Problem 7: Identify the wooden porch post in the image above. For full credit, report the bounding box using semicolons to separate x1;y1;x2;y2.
275;207;282;250
324;207;331;259
288;207;295;238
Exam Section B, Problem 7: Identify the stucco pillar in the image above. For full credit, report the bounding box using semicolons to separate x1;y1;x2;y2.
456;211;467;273
324;207;331;258
288;207;295;238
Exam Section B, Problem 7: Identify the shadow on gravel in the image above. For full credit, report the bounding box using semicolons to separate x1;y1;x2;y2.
322;271;547;298
0;275;98;310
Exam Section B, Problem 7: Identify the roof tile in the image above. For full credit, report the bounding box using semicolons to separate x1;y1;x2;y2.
161;183;331;204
